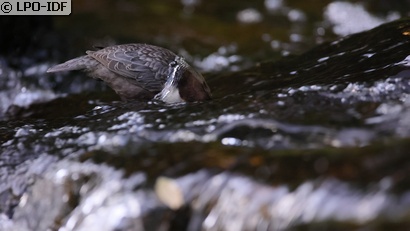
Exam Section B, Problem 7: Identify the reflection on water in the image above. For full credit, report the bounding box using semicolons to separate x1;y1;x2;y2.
325;1;400;36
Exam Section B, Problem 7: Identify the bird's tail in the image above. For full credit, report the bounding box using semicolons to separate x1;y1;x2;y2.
47;55;98;73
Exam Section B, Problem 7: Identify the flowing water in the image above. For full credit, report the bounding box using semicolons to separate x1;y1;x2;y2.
1;1;410;230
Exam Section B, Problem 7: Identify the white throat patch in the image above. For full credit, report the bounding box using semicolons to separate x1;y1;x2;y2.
154;56;185;103
155;85;183;103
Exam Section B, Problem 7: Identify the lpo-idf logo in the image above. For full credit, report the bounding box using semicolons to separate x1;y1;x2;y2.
1;0;71;15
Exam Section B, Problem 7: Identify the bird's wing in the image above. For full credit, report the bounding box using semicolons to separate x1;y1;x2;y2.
87;44;177;93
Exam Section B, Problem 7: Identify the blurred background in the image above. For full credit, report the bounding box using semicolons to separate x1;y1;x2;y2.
1;0;409;111
2;0;409;69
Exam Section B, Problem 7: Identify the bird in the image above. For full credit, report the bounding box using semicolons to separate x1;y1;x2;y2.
47;43;211;103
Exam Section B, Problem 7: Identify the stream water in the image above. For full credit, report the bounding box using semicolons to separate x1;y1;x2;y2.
1;1;410;230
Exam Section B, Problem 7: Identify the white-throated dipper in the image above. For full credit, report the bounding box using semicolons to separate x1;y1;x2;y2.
47;44;211;103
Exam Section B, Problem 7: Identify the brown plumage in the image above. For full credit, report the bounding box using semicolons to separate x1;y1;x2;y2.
47;44;211;103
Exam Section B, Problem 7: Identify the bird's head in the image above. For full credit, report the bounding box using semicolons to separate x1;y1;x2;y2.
156;57;211;103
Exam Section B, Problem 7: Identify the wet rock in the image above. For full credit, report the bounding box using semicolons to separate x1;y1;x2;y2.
156;171;410;230
9;159;167;231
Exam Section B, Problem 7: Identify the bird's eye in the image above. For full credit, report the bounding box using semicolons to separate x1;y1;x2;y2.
169;61;178;67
